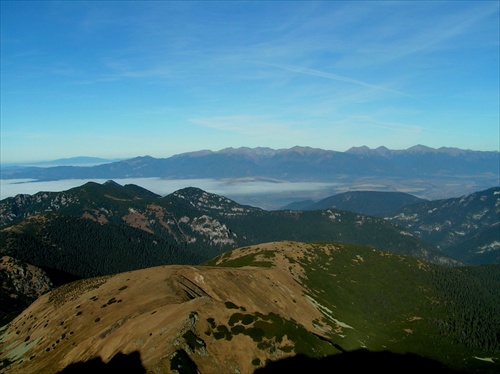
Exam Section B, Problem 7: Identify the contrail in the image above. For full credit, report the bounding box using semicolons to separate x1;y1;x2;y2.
265;63;413;98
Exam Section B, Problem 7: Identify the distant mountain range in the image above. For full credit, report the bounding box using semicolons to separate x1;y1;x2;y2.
1;156;119;169
1;145;498;182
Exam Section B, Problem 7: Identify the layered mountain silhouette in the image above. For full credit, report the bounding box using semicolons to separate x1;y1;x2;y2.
0;171;499;373
2;145;498;182
1;182;498;328
0;181;454;279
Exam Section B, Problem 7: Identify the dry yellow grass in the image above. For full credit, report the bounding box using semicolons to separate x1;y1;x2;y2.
0;241;330;374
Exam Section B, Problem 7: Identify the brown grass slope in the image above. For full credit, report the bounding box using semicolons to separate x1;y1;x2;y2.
0;241;498;373
0;242;329;373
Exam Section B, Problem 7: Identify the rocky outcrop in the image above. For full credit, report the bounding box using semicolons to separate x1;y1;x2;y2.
0;256;53;324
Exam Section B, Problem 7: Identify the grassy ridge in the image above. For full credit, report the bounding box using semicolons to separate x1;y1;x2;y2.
207;242;500;372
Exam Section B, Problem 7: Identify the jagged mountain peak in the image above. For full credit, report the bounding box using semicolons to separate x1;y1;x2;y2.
346;145;372;154
374;145;391;155
218;146;277;157
345;145;393;156
347;145;440;155
1;146;498;194
284;145;328;155
169;187;261;214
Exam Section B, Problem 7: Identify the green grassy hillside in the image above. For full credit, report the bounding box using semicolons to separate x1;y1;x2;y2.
207;242;500;372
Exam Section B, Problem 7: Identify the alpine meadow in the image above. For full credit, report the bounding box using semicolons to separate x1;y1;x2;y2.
1;1;499;373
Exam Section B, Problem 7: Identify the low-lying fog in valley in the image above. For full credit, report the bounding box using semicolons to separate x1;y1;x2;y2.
2;175;496;210
0;178;340;210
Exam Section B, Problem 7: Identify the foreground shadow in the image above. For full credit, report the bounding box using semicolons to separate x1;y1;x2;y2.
254;349;463;373
57;351;146;374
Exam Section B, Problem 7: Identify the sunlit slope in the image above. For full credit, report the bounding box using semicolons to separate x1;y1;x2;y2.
207;242;500;370
1;241;498;373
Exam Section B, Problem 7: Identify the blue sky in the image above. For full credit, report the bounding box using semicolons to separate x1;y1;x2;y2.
1;1;499;163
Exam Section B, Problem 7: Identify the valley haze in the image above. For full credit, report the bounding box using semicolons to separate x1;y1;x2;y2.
1;145;498;209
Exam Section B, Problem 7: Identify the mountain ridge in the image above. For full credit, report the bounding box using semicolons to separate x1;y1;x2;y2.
282;187;500;264
3;145;497;166
2;145;498;182
1;241;498;373
345;144;496;156
1;182;497;326
387;186;500;264
283;190;427;216
0;181;455;267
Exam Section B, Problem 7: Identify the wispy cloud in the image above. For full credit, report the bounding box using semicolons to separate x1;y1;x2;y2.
71;62;175;85
102;57;174;78
408;2;498;52
190;115;279;134
190;115;304;138
264;63;412;97
333;2;499;68
338;115;422;134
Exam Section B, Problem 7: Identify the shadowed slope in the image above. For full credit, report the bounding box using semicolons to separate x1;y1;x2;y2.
57;351;146;374
255;350;462;373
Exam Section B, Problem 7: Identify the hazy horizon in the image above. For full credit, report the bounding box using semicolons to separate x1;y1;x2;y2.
1;1;498;164
2;172;498;210
2;143;499;167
